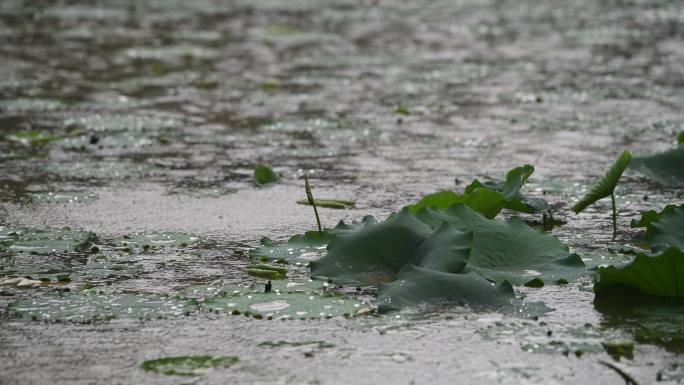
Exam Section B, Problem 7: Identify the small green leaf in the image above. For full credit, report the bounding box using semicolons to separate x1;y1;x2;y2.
572;150;632;213
524;277;545;288
393;105;410;115
678;131;684;144
254;164;279;185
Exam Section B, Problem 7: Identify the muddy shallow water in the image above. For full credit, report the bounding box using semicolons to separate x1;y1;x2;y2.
1;0;683;384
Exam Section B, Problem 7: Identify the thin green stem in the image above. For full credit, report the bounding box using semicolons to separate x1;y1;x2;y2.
304;173;322;234
611;192;617;240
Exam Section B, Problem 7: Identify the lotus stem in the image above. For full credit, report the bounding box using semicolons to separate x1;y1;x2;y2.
304;173;322;234
611;192;617;240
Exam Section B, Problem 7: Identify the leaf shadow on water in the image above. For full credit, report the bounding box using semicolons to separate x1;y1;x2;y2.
594;285;684;354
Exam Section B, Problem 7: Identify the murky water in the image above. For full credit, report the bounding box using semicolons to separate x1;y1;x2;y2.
1;0;683;384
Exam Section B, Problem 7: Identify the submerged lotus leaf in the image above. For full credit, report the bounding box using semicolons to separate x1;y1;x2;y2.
629;144;684;188
63;114;180;133
7;288;198;322
112;232;200;249
201;281;368;319
595;248;684;298
0;226;97;254
0;253;143;284
44;160;157;180
631;205;684;251
416;204;584;285
377;264;514;313
249;218;375;262
28;191;96;204
140;356;238;377
5;130;60;146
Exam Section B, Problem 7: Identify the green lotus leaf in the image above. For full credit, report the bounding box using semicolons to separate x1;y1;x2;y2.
595;247;684;298
254;164;279;185
141;356;238;376
416;204;585;285
572;150;632;213
631;205;684;251
408;165;548;219
377;264;515;313
312;204;582;287
629;144;684;188
310;209;436;283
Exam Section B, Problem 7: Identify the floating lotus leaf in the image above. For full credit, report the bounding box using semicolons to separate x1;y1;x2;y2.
200;280;368;319
310;204;582;311
0;226;97;254
377;264;514;313
249;218;375;262
415;205;584;285
629;144;684;188
595;247;684;298
112;232;200;249
7;288;198;322
631;204;684;251
140;356;238;376
310;209;436;283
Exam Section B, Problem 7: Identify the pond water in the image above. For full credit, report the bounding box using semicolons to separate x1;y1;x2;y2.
1;0;683;384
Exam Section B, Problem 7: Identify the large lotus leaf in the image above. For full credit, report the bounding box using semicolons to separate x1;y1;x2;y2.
377;264;515;313
200;281;369;319
249;217;376;262
594;247;684;298
0;226;97;254
309;209;434;283
415;204;584;285
572;150;632;213
412;222;472;273
631;205;684;251
7;288;198;322
629;145;684;188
